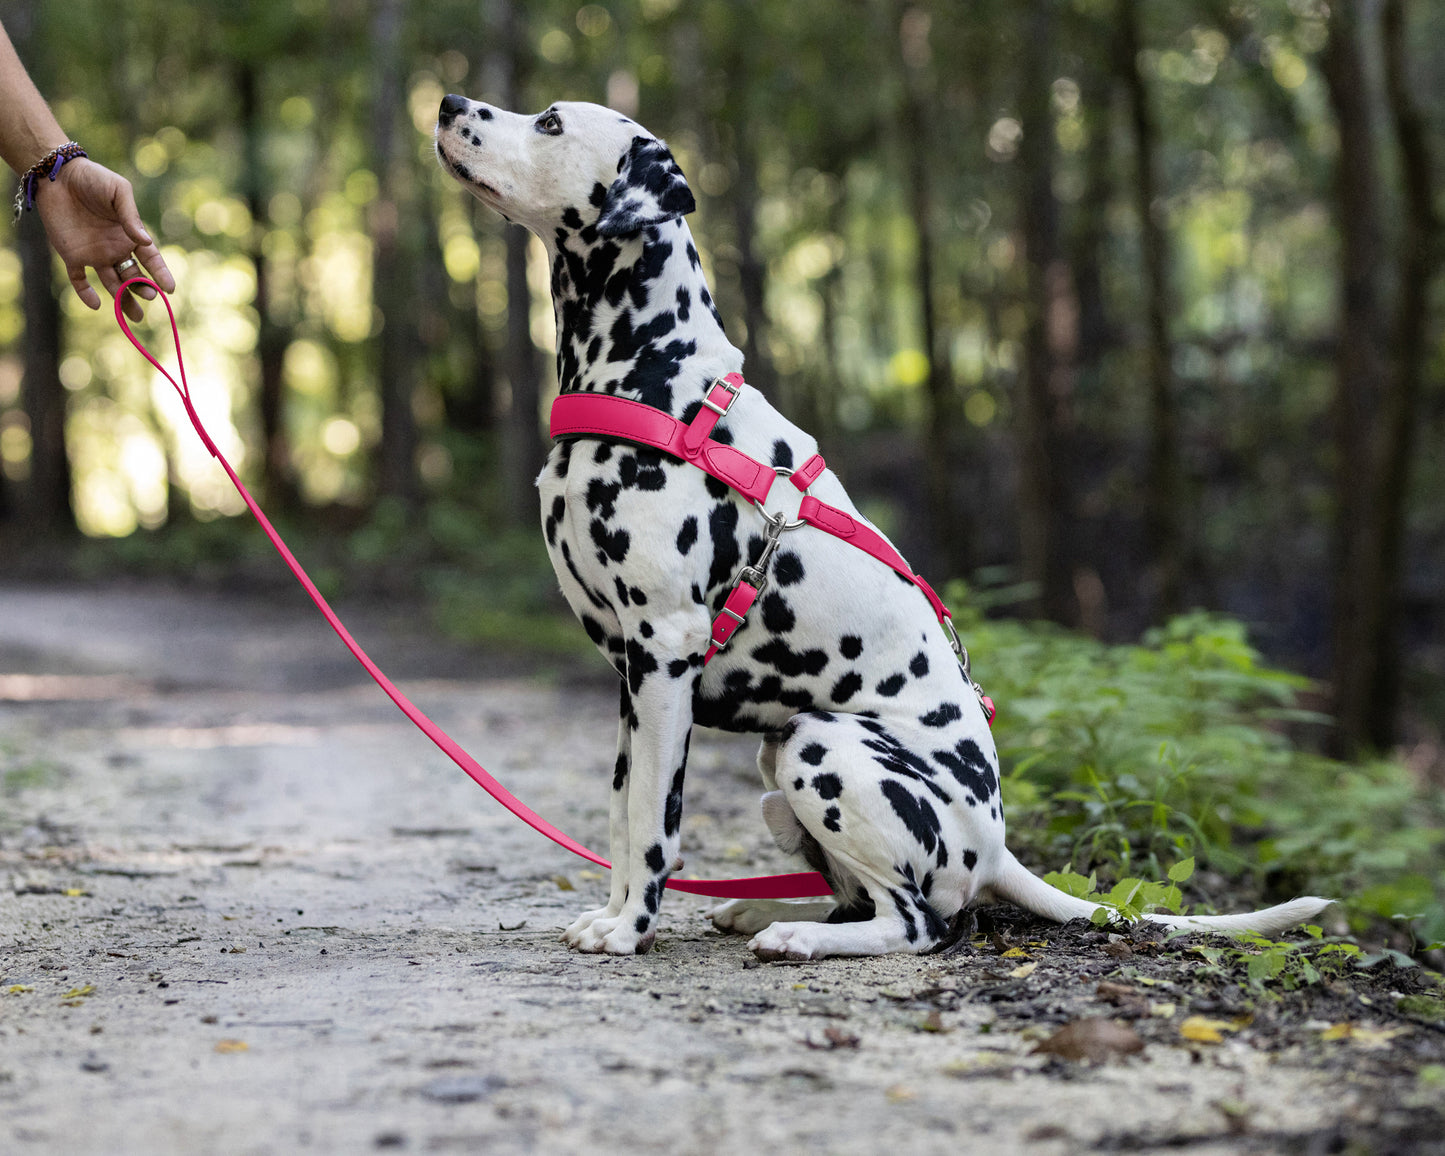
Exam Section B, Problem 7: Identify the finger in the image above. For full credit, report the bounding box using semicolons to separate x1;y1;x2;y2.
67;264;102;312
135;241;176;294
97;263;143;321
113;183;176;294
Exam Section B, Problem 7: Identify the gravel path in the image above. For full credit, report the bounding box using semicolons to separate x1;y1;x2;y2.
2;581;1442;1154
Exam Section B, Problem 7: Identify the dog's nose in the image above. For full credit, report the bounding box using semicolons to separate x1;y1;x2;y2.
438;93;470;126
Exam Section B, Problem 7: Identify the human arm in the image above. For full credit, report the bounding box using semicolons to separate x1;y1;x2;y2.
0;19;175;319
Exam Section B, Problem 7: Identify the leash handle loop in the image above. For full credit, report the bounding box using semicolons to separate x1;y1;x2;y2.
116;285;830;901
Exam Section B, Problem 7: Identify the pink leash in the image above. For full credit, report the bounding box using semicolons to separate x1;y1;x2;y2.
115;278;830;900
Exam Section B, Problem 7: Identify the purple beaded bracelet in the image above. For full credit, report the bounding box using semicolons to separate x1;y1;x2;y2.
11;141;88;223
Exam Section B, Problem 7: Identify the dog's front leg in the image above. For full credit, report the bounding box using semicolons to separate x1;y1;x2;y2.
561;684;634;944
564;637;695;955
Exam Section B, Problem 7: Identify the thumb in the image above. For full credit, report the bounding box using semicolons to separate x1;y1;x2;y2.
110;178;153;249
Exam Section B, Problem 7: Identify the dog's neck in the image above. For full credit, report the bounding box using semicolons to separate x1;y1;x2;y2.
541;217;743;417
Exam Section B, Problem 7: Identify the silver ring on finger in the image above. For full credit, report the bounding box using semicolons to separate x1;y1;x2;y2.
114;256;141;279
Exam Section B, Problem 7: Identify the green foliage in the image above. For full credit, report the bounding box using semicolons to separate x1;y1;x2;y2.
1185;926;1366;993
1045;856;1194;924
950;587;1445;945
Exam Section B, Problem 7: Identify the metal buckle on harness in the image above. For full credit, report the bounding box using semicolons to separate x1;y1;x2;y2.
701;375;742;417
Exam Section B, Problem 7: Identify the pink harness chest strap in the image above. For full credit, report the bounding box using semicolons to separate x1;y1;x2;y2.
114;281;831;901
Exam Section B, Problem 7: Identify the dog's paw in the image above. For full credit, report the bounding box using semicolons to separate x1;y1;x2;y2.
748;921;825;962
710;899;798;935
561;905;619;947
565;911;656;955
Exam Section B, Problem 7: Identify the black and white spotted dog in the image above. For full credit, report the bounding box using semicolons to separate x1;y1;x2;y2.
434;96;1329;959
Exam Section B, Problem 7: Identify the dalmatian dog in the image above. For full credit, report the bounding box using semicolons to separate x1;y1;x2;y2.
434;96;1330;959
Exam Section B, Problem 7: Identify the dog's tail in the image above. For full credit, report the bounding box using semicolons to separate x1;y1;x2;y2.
988;849;1332;936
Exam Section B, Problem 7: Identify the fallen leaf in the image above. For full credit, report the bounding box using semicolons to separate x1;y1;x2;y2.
551;875;574;891
7;985;33;995
1320;1023;1411;1049
1009;962;1038;979
214;1039;249;1054
1180;1015;1238;1044
1000;947;1029;959
1103;940;1134;959
1033;1018;1145;1063
61;986;96;1000
63;888;88;897
885;1084;917;1102
1149;1002;1177;1018
1096;981;1138;1001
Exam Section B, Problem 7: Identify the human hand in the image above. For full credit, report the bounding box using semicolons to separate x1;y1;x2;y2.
33;156;176;322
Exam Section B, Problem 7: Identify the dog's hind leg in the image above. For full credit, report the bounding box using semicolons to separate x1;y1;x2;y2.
743;713;965;959
707;735;838;934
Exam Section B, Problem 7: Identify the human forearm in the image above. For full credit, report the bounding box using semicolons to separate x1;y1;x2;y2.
0;20;68;175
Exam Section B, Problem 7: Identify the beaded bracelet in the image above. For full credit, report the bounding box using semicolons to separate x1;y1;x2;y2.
11;141;88;224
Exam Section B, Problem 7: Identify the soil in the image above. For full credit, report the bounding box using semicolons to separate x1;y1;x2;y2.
2;581;1443;1155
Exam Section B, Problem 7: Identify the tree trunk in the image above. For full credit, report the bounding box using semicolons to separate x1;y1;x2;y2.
11;2;72;535
238;62;298;511
370;0;419;508
1118;0;1183;620
1320;0;1389;756
483;0;545;525
1364;0;1438;750
1016;0;1075;624
894;2;970;579
18;213;72;534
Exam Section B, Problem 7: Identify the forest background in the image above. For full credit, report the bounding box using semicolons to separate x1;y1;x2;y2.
0;0;1442;948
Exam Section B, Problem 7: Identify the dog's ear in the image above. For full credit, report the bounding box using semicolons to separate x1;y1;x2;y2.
595;136;696;238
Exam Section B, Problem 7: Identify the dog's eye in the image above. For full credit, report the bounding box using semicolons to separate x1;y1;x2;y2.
537;111;563;136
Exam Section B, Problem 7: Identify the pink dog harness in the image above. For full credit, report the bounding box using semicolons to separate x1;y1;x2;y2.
550;374;995;727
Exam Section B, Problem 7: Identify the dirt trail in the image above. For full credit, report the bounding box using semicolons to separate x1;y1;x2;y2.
2;582;1441;1154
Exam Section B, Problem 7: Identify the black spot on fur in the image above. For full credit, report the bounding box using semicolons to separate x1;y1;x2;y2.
840;635;863;659
910;652;930;678
664;764;685;836
876;673;907;697
751;639;828;678
823;805;842;832
771;440;794;469
963;850;978;871
811;772;843;800
590;519;631;564
799;743;828;766
830;672;863;704
932;738;998;803
772;552;805;587
761;592;795;633
880;781;945;865
676;515;699;555
644;843;666;873
667;659;690;678
613;753;629;790
920;702;962;728
625;638;658;695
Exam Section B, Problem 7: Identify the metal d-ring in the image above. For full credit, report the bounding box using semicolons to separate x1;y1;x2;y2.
749;465;809;530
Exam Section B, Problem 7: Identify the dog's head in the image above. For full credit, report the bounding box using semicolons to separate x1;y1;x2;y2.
435;96;695;240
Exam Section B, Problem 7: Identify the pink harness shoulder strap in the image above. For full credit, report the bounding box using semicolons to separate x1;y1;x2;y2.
550;375;952;628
